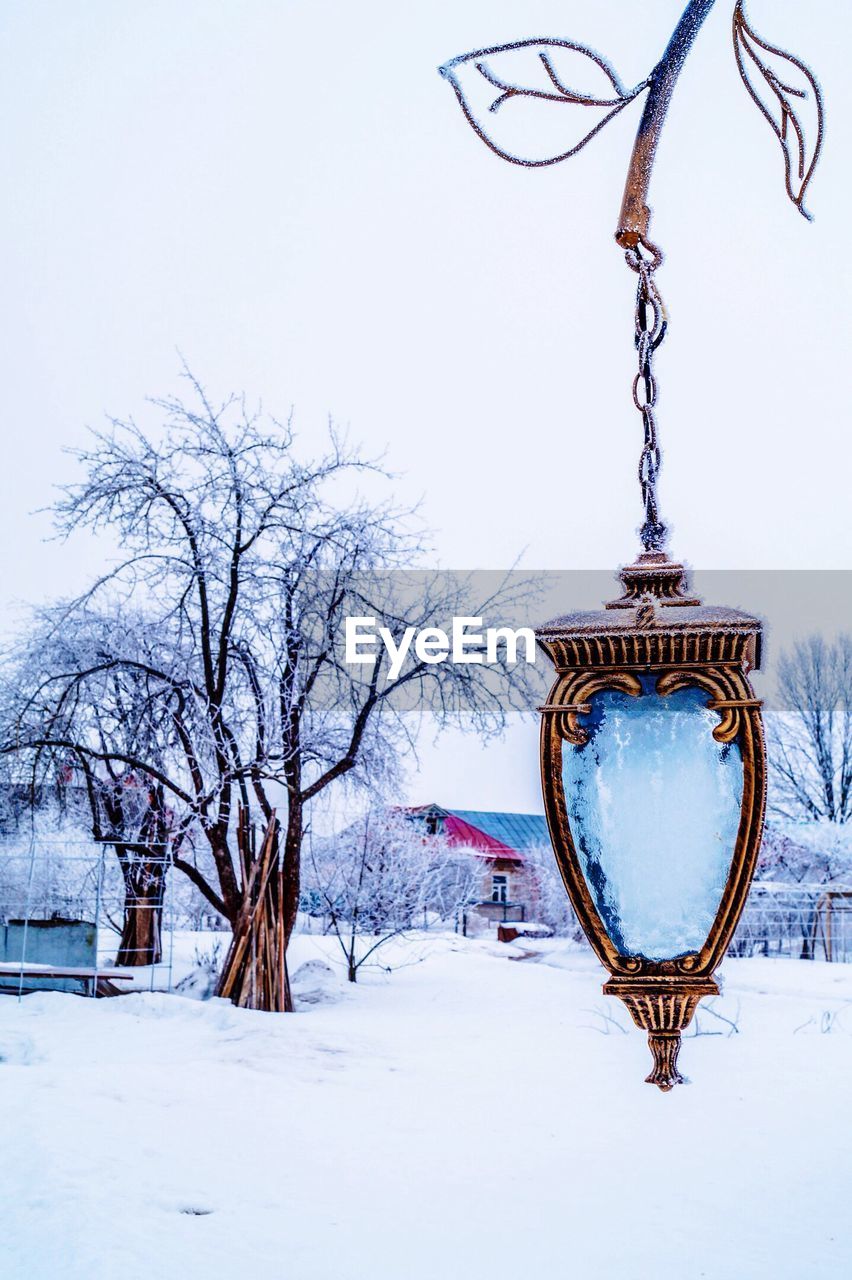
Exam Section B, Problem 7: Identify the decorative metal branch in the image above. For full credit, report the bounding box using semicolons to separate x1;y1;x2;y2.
617;0;716;255
439;0;824;252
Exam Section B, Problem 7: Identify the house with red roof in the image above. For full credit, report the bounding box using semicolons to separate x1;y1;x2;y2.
405;804;549;927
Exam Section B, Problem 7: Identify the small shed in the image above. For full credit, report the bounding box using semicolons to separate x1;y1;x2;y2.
0;918;98;994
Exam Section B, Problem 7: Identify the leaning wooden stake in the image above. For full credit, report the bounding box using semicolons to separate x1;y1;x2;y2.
217;809;290;1011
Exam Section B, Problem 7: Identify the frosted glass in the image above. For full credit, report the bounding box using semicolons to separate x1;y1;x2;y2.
562;678;743;961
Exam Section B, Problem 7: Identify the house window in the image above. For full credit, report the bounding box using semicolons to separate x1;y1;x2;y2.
491;874;508;903
425;814;439;835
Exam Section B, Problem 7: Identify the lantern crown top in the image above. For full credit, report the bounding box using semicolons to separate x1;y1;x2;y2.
605;551;699;610
536;552;762;675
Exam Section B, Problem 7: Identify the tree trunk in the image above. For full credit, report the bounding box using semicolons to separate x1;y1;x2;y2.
275;791;305;1012
217;810;291;1011
115;855;167;966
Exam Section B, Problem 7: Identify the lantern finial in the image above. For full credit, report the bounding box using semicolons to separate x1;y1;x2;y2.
645;1034;686;1092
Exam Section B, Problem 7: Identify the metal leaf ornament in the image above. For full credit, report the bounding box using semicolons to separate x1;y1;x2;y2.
732;1;824;219
439;39;647;167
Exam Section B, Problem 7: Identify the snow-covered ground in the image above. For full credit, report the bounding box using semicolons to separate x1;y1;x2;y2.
1;932;851;1279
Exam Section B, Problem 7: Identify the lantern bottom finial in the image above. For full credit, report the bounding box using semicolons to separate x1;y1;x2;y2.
645;1031;685;1091
603;975;718;1091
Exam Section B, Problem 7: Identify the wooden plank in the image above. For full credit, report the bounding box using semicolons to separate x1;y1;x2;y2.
0;965;134;980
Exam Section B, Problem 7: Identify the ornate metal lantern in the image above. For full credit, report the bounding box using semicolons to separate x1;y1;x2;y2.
440;2;823;1085
536;553;765;1088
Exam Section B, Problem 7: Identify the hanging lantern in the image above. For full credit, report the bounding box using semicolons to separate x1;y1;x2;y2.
440;1;822;1087
536;552;765;1088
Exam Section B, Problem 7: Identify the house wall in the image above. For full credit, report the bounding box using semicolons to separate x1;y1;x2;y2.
467;857;543;930
477;858;531;905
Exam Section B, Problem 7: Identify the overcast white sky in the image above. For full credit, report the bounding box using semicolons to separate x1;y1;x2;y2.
1;1;849;812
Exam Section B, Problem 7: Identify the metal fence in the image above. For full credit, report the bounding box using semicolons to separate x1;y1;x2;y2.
729;882;852;962
0;839;195;996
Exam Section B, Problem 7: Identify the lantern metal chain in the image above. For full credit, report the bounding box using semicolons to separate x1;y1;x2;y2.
625;242;668;553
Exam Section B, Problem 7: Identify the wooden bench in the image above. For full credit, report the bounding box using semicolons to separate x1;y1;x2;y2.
0;964;136;997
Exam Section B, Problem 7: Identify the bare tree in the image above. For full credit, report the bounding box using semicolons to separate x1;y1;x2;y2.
1;371;538;1008
523;842;584;939
757;822;852;887
1;608;190;964
305;807;478;982
767;636;852;825
426;851;483;927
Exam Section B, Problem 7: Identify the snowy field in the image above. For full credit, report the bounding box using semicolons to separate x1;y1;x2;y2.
1;933;851;1280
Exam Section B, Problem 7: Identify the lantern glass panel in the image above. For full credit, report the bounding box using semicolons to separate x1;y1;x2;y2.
562;677;743;961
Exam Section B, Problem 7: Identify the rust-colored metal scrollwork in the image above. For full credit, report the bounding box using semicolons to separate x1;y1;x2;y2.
656;668;762;743
539;670;641;746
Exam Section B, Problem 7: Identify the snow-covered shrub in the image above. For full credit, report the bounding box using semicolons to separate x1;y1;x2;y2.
304;808;480;981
